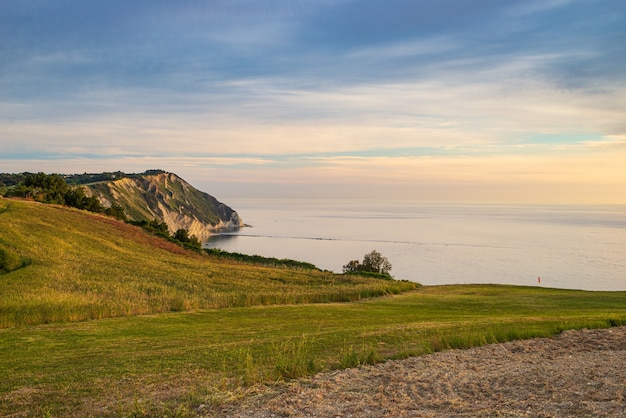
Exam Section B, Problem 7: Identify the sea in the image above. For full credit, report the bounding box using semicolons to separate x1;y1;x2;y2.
203;199;626;292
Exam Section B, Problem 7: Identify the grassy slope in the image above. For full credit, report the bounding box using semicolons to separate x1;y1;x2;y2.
0;198;415;328
87;180;154;221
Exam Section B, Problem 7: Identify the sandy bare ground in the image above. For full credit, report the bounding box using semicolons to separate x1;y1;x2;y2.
217;326;626;417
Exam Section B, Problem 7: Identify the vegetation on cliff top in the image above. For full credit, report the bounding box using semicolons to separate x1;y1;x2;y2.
1;170;242;235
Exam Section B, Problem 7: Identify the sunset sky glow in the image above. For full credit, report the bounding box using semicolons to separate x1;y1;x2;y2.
1;0;625;203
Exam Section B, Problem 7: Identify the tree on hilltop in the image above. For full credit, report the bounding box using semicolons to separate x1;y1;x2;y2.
23;172;68;204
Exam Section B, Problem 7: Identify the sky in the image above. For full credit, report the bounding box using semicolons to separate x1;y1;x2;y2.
1;0;625;203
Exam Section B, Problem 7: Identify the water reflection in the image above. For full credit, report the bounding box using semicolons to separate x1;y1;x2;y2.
203;232;240;248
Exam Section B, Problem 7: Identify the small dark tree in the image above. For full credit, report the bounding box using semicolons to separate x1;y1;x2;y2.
187;234;202;250
148;219;170;235
63;187;105;212
105;203;127;221
342;259;362;274
82;195;105;213
63;187;85;207
173;228;190;242
5;183;31;198
173;228;201;250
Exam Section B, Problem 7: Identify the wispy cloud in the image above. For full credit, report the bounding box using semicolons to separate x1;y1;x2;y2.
1;0;624;202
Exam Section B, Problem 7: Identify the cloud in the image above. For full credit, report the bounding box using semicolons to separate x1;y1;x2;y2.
1;0;625;203
584;135;626;150
505;0;575;18
2;69;623;160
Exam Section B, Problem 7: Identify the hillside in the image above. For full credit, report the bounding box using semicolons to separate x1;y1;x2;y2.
84;170;243;236
0;197;416;328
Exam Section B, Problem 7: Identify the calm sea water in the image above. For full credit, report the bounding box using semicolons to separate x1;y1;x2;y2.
204;199;626;291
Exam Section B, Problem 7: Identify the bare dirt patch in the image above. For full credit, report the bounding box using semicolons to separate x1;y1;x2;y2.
218;326;626;417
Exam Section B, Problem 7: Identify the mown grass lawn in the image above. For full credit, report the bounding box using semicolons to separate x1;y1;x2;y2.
2;285;625;417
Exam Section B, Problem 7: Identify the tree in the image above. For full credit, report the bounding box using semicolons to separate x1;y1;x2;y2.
63;187;85;207
343;250;392;276
173;228;190;242
63;187;105;213
81;195;105;213
342;259;361;273
173;228;202;250
105;203;127;221
362;250;392;275
23;172;68;204
5;183;30;198
148;219;170;236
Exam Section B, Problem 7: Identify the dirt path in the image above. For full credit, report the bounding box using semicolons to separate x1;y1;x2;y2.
218;326;626;417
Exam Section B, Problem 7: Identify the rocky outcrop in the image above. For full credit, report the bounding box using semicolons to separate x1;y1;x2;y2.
85;171;243;236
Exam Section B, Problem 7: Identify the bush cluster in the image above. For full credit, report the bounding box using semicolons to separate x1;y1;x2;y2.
205;248;319;270
343;250;392;278
130;219;202;251
1;172;128;220
0;247;31;274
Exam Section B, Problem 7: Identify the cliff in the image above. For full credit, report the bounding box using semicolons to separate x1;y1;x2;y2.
85;171;243;236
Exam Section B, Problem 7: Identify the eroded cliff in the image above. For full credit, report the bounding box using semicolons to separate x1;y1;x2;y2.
85;171;243;236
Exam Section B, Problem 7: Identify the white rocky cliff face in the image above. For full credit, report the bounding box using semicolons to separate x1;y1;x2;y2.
86;171;244;237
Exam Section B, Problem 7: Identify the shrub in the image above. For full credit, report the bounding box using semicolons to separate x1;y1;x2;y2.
105;203;127;221
64;187;105;213
0;248;30;273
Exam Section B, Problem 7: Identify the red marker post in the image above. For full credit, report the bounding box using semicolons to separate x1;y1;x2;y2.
538;276;541;286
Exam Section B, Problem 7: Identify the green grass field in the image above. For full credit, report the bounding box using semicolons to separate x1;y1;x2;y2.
1;197;625;416
2;285;625;416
